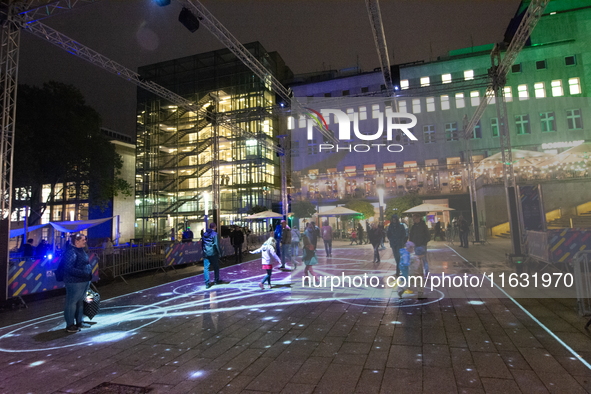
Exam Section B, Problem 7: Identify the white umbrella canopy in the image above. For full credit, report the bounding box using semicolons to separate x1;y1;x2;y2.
244;210;283;219
538;142;591;167
318;206;361;217
404;203;455;213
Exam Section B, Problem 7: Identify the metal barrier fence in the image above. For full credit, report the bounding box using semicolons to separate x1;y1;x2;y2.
92;244;168;283
574;250;591;316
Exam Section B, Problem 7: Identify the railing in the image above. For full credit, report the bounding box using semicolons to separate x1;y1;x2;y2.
574;250;591;316
92;243;168;283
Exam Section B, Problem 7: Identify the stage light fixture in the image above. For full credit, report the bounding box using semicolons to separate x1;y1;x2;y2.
179;7;200;33
153;0;171;6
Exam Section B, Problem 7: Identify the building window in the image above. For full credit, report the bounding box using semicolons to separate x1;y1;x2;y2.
569;77;581;95
536;60;547;70
470;91;480;107
420;76;430;87
400;79;409;90
504;86;513;102
398;100;407;113
455;93;465;108
298;116;306;128
412;98;421;113
511;63;522;73
540;112;555;132
566;109;583;130
291;141;300;157
534;82;545;98
361;87;369;93
324;93;331;97
442;73;452;84
565;55;576;66
551;80;563;97
426;97;435;112
471;121;482;139
441;95;450;110
423;125;435;144
515;114;531;135
359;106;367;120
464;70;474;81
518;84;529;100
491;118;499;137
342;90;350;96
307;139;317;155
445;122;458;142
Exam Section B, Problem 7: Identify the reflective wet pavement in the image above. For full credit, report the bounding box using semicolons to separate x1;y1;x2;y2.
1;239;590;393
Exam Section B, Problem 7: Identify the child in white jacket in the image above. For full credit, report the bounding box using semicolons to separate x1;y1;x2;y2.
251;237;281;289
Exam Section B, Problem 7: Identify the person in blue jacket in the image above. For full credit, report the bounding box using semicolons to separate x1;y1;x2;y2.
274;222;282;258
202;222;223;289
63;233;92;333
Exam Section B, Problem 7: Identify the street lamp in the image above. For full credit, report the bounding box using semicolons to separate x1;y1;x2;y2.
377;188;384;223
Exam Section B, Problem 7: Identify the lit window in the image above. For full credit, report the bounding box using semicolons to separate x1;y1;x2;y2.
504;86;513;102
396;101;407;114
470;91;480;107
534;82;545;98
540;112;555;132
441;95;450;110
445;122;458;142
464;70;474;81
359;106;367;120
423;125;435;144
412;98;421;113
569;78;581;94
518;84;529;100
287;117;295;130
567;109;582;130
491;118;499;137
420;77;430;87
372;104;381;118
515;114;531;135
551;80;563;97
298;115;306;128
400;79;409;90
442;74;452;84
426;97;435;112
471;121;482;139
455;93;465;108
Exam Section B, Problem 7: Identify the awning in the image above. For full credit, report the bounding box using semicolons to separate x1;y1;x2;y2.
10;217;114;238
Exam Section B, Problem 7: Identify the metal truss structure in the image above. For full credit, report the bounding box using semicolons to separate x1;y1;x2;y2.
462;0;549;252
365;0;393;98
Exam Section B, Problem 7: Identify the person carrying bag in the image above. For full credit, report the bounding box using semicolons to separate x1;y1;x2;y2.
63;233;93;333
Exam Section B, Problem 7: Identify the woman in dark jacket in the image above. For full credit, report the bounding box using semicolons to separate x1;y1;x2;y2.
63;233;92;333
368;223;382;263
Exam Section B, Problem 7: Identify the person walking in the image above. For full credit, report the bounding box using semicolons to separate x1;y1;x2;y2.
274;222;282;258
321;220;333;257
369;222;382;263
365;220;371;244
202;222;223;289
63;233;92;333
349;229;357;245
231;226;244;263
409;213;430;275
458;215;469;248
302;229;318;281
357;223;364;245
250;238;281;289
280;220;292;269
305;221;318;250
291;226;301;258
102;237;114;268
387;214;408;277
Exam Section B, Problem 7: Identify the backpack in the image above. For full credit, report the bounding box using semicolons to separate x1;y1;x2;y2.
54;256;65;282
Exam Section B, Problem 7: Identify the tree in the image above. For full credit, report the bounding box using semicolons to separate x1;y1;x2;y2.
384;193;423;220
247;205;267;215
290;200;316;219
13;82;132;226
344;199;375;220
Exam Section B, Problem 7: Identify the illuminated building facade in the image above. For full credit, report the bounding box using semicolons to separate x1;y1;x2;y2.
135;42;292;241
289;0;591;230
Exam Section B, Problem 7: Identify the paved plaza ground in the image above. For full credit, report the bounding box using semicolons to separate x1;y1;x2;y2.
1;239;591;393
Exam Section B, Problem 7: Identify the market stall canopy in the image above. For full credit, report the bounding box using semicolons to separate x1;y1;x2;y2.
476;149;554;172
9;217;114;238
244;211;283;220
318;207;361;217
404;203;455;213
538;142;591;167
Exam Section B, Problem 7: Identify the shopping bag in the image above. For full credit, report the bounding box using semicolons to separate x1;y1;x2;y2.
83;288;101;320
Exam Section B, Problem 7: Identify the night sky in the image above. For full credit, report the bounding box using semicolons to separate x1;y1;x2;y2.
18;0;521;138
